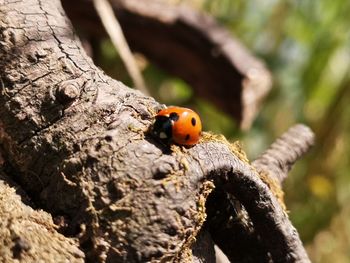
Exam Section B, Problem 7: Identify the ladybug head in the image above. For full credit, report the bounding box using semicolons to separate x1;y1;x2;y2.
152;115;173;142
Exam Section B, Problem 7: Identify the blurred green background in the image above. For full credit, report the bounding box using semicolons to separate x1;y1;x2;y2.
96;0;350;262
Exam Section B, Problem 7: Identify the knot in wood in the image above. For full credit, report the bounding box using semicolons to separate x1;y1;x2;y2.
56;81;80;104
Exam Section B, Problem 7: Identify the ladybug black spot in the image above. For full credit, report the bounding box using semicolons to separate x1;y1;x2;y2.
191;117;196;126
185;134;190;141
169;112;179;121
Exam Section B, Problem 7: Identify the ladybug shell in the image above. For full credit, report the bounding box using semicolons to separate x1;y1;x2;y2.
154;107;202;146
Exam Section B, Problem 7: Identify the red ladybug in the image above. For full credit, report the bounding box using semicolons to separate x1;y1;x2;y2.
153;106;202;146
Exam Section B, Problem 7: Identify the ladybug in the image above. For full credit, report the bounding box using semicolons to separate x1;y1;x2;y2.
153;106;202;146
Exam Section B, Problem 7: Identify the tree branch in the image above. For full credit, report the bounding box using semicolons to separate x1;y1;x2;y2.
252;124;315;183
0;0;310;262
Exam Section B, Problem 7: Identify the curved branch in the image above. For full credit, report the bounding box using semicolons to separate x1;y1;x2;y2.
188;143;310;263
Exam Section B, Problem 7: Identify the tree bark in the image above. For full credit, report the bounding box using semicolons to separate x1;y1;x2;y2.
0;0;311;262
0;171;85;262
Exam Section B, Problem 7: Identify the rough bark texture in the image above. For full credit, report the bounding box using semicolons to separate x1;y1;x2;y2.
61;0;272;130
0;0;311;262
0;171;84;262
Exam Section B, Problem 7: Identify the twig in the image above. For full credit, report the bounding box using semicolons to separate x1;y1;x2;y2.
92;0;150;95
214;245;230;263
252;124;315;183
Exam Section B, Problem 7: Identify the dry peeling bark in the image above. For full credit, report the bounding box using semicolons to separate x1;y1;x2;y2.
62;0;272;130
0;0;311;262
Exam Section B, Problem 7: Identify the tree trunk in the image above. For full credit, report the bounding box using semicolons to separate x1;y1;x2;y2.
0;0;312;262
